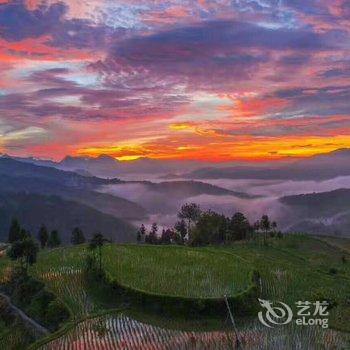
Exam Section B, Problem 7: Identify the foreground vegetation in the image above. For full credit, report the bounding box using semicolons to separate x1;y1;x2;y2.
102;244;253;298
1;232;350;348
36;312;349;350
138;203;281;246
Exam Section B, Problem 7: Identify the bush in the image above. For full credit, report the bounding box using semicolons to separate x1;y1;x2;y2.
3;267;70;331
45;300;70;329
84;254;106;281
329;267;338;275
27;289;55;321
11;275;44;306
0;296;15;324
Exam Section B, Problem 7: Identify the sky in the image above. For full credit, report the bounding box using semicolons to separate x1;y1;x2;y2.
0;0;349;161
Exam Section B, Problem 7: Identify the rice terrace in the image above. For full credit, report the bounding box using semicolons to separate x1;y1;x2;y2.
1;233;350;349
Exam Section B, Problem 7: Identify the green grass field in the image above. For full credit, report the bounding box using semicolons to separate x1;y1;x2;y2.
213;235;350;332
23;235;350;331
1;234;350;349
102;244;253;298
27;244;254;316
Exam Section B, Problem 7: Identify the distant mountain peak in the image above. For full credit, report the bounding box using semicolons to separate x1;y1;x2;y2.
328;148;350;156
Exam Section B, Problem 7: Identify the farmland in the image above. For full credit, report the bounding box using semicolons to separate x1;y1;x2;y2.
102;244;253;298
1;234;350;349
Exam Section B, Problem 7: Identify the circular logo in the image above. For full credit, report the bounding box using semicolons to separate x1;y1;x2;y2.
258;298;293;328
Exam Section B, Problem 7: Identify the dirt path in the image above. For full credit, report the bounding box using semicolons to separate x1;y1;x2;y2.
0;291;49;337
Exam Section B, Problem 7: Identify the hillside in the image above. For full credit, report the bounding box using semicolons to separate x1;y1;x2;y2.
1;235;350;348
280;188;350;235
0;157;120;189
179;149;350;180
139;180;253;199
0;192;135;243
0;158;147;221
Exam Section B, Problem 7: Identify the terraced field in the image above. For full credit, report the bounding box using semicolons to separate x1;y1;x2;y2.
1;234;350;349
37;313;349;350
212;235;350;332
102;244;253;298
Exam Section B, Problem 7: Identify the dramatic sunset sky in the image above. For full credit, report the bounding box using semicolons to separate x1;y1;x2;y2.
0;0;349;161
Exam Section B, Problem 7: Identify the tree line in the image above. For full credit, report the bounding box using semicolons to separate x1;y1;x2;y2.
137;203;282;246
6;218;88;272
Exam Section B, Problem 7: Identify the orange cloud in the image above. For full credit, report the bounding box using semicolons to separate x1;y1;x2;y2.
74;134;350;162
222;96;289;118
0;36;97;63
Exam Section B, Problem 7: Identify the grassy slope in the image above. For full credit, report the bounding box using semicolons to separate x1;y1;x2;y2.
102;244;252;298
1;235;350;334
213;235;350;332
28;244;253;317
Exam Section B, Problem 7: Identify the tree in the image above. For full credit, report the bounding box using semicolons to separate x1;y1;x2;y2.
190;210;227;246
136;230;142;243
48;230;61;248
160;229;172;244
7;237;39;271
178;203;201;234
89;233;108;274
174;220;187;244
148;223;158;244
136;224;146;243
19;228;30;240
260;215;271;245
71;227;85;245
228;212;251;242
8;218;21;243
38;225;49;249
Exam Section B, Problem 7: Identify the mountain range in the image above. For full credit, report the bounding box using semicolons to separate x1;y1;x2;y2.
175;149;350;181
0;156;256;242
0;192;134;244
280;188;350;235
1;149;350;239
10;148;350;181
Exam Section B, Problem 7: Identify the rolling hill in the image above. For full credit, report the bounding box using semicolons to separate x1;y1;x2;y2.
0;157;147;221
178;149;350;181
280;188;350;235
0;192;135;243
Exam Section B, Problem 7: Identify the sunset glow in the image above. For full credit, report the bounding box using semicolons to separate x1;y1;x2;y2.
0;0;349;161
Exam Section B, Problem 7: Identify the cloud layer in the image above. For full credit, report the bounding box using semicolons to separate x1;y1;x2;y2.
0;0;349;160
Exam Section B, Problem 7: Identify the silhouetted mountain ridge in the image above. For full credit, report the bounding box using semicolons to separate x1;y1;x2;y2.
0;192;134;243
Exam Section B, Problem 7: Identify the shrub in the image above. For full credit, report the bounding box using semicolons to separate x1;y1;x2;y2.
27;289;55;320
45;300;70;329
11;275;44;306
329;267;338;275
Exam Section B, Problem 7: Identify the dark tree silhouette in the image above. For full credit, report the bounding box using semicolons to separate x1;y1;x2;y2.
7;237;39;271
228;212;251;241
89;233;108;274
174;220;187;244
148;223;158;244
71;227;85;245
8;218;21;243
38;224;49;249
160;229;172;244
260;215;271;245
136;224;146;243
190;210;227;245
178;203;201;235
48;230;61;248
